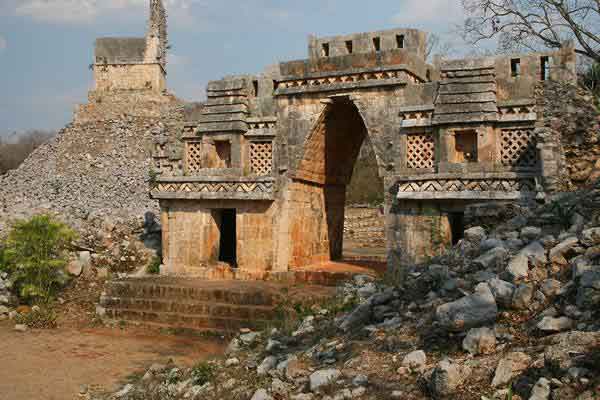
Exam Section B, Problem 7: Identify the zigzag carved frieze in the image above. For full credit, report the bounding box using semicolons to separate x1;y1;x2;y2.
398;178;536;193
276;70;419;90
153;181;274;194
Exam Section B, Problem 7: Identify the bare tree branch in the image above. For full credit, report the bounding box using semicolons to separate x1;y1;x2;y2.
462;0;600;61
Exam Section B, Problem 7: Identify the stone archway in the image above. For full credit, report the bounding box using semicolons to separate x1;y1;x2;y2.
285;97;383;269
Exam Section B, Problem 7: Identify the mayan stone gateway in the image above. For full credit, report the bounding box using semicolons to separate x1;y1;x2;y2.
96;1;577;278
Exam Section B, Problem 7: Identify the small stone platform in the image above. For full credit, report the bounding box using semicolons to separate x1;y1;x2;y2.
100;278;337;333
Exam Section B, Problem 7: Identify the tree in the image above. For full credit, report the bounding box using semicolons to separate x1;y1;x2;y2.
462;0;600;62
425;33;457;62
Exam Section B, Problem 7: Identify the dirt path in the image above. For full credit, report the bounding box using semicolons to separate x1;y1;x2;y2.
0;322;226;400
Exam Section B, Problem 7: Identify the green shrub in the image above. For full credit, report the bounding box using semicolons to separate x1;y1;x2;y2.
14;306;58;329
190;362;215;386
0;215;77;304
146;256;161;274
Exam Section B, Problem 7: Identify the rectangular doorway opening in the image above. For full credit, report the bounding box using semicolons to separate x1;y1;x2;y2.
448;212;465;245
218;209;237;266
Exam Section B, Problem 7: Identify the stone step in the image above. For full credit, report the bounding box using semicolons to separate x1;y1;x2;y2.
100;277;337;333
104;280;281;306
105;308;272;332
100;296;277;320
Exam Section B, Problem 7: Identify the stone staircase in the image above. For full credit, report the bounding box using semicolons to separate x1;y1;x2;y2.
99;277;336;333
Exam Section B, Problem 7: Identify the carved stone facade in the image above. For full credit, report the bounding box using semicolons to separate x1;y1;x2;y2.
99;5;577;276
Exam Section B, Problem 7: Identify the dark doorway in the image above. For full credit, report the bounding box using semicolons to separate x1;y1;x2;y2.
448;212;465;245
218;209;237;266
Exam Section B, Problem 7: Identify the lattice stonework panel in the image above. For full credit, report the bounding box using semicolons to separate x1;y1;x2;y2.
250;141;273;175
501;129;538;167
406;133;435;169
186;142;203;173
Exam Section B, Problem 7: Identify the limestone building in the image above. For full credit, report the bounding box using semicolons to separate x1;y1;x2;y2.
98;1;577;277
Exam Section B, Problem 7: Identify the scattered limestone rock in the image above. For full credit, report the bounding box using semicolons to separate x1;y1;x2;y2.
473;247;508;270
429;358;471;398
257;356;278;376
487;278;516;308
462;327;496;355
512;283;534;310
250;389;273;400
520;226;542;242
540;279;562;297
402;350;427;372
464;227;486;244
529;377;551;400
14;324;27;332
537;317;574;332
492;352;532;387
580;227;600;247
520;241;548;268
506;253;529;281
310;369;341;392
435;283;497;331
549;237;579;266
577;271;600;309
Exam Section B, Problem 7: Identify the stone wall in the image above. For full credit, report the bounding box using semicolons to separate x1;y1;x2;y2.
343;206;385;248
93;64;166;93
536;81;600;191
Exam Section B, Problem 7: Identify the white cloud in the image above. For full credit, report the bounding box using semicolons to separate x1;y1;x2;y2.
8;0;199;24
392;0;464;26
0;36;6;52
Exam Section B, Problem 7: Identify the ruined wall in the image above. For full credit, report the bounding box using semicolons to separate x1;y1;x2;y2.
536;81;600;191
387;201;453;265
343;206;386;248
93;64;166;92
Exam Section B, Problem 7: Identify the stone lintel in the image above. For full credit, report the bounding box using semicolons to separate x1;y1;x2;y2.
401;119;432;128
433;112;498;125
196;121;248;133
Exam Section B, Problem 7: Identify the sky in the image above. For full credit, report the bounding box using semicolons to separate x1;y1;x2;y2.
0;0;468;134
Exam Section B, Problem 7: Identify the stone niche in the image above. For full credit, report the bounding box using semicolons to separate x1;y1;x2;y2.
184;133;243;175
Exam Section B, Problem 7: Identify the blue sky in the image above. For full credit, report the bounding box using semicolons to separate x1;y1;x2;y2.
0;0;467;134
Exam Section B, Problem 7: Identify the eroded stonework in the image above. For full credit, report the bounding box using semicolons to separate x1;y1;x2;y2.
93;1;579;276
